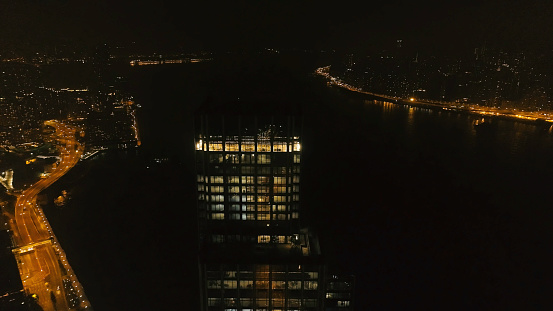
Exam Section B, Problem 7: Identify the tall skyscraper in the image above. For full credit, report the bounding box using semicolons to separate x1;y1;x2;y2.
194;114;327;311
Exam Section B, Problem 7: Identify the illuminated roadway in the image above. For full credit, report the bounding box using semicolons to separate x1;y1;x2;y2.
10;120;92;310
315;66;553;125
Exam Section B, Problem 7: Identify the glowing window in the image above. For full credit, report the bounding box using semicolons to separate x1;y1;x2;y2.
240;280;253;289
209;176;224;183
228;186;240;193
210;186;224;193
208;142;222;151
209;204;224;211
258;235;270;243
211;213;224;220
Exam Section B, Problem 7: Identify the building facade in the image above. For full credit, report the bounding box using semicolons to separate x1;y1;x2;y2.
195;114;353;311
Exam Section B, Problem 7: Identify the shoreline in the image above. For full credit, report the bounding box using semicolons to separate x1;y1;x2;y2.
316;66;553;127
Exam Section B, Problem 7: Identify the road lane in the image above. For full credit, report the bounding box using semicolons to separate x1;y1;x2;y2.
10;120;91;311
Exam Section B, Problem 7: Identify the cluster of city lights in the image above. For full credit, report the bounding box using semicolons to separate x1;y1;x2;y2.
315;66;553;124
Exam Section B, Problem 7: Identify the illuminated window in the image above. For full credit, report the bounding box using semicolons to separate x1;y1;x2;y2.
272;205;286;212
225;153;239;163
307;272;318;279
293;194;299;201
243;186;255;193
243;195;255;202
288;280;301;290
224;298;237;306
225;142;239;152
241;176;255;184
229;195;240;202
274;196;287;203
211;213;224;220
257;213;270;220
293;142;301;151
210;176;224;183
228;186;240;193
228;176;240;183
209;204;224;211
292;212;299;219
257;196;269;203
274;186;287;193
241;154;254;164
229;213;240;220
258;142;271;152
258;235;270;243
208;142;223;151
244;213;255;220
257;205;270;212
258;186;269;193
210;186;224;193
209;195;224;202
244;205;256;211
274;177;286;184
241;142;255;152
337;300;350;307
304;281;318;290
208;298;220;306
257;176;270;184
273;280;286;289
273;142;286;152
293;154;300;163
293;185;299;192
240;280;253;289
257;154;271;164
223;280;237;289
197;184;204;191
293;175;300;183
197;175;205;182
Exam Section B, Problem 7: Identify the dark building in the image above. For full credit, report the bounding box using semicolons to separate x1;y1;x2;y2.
324;275;355;311
194;109;354;310
0;229;27;310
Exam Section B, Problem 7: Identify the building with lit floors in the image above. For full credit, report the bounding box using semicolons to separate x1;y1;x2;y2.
195;113;332;310
324;275;355;311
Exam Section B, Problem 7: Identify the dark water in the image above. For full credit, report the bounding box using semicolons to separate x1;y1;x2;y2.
43;55;553;310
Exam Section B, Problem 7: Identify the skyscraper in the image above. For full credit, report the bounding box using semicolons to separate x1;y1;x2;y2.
194;113;327;311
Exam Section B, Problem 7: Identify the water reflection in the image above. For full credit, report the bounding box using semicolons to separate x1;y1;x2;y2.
363;99;553;166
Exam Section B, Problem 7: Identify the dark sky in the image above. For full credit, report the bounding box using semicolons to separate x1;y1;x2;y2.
1;0;552;53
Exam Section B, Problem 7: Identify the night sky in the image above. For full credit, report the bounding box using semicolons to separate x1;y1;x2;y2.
1;0;553;53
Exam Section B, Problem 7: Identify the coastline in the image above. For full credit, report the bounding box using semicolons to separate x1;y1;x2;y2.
316;66;553;127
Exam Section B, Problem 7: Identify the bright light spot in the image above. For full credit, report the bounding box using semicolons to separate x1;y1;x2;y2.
410;98;415;102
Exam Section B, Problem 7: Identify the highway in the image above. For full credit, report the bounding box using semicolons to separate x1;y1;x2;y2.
10;120;92;311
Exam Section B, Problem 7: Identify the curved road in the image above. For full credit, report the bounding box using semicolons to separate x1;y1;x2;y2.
11;120;92;311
